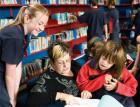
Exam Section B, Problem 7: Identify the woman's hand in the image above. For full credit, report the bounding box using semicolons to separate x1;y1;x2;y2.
81;90;92;99
56;92;79;105
10;99;15;107
64;94;79;105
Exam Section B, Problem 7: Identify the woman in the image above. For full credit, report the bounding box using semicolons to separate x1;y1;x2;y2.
0;4;49;107
27;41;90;107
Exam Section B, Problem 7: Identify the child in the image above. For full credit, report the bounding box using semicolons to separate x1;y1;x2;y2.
0;4;49;107
70;0;108;41
86;36;104;59
74;37;104;66
76;41;138;107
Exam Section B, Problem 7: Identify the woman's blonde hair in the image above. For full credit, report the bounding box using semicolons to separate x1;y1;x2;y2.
93;41;126;79
9;4;49;26
48;41;71;63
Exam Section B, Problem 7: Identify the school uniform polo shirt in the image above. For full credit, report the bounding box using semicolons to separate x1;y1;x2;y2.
0;24;24;106
77;8;107;41
0;25;25;72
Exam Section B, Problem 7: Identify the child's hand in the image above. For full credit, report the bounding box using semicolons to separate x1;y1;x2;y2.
68;14;77;22
105;74;112;84
104;78;118;91
81;90;92;99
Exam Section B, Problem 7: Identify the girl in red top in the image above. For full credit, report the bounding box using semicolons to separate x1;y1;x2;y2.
76;41;138;107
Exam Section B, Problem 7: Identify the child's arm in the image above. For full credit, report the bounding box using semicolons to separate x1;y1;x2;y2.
76;63;105;92
115;68;138;97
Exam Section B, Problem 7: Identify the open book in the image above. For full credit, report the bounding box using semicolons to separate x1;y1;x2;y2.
65;95;124;107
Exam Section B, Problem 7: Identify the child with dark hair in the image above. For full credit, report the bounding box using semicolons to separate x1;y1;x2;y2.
87;37;104;58
77;41;137;107
74;37;104;66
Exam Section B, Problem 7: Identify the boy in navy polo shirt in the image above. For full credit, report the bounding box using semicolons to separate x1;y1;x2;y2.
70;0;109;42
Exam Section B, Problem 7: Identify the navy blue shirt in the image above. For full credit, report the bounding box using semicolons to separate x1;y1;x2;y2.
77;8;107;41
0;25;25;72
0;24;25;105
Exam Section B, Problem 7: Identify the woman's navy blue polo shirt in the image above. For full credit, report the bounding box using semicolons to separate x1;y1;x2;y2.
0;24;24;106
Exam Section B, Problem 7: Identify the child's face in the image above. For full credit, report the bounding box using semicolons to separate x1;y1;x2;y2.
28;12;49;36
53;53;71;76
99;56;114;71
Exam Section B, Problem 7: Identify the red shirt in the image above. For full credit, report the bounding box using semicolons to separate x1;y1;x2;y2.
76;61;138;97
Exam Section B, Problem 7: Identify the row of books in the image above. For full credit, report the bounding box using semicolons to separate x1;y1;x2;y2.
26;37;49;55
26;26;87;55
40;0;89;4
51;12;84;24
21;60;43;84
0;11;85;27
25;0;40;4
0;19;14;29
0;0;90;5
1;0;139;5
0;0;40;4
0;0;17;4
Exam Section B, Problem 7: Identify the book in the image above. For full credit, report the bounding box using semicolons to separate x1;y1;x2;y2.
65;95;124;107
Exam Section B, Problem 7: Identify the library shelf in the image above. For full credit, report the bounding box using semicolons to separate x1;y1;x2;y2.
67;36;87;48
43;4;91;14
23;48;48;64
46;21;87;35
23;36;87;64
0;4;22;7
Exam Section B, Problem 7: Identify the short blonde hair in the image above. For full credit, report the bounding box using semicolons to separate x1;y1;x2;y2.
48;41;71;63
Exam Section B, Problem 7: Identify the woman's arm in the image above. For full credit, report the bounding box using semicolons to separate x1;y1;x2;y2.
116;68;138;97
5;63;17;107
15;62;22;100
56;92;78;105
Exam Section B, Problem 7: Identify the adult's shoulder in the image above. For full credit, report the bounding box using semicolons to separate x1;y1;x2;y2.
0;25;23;39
